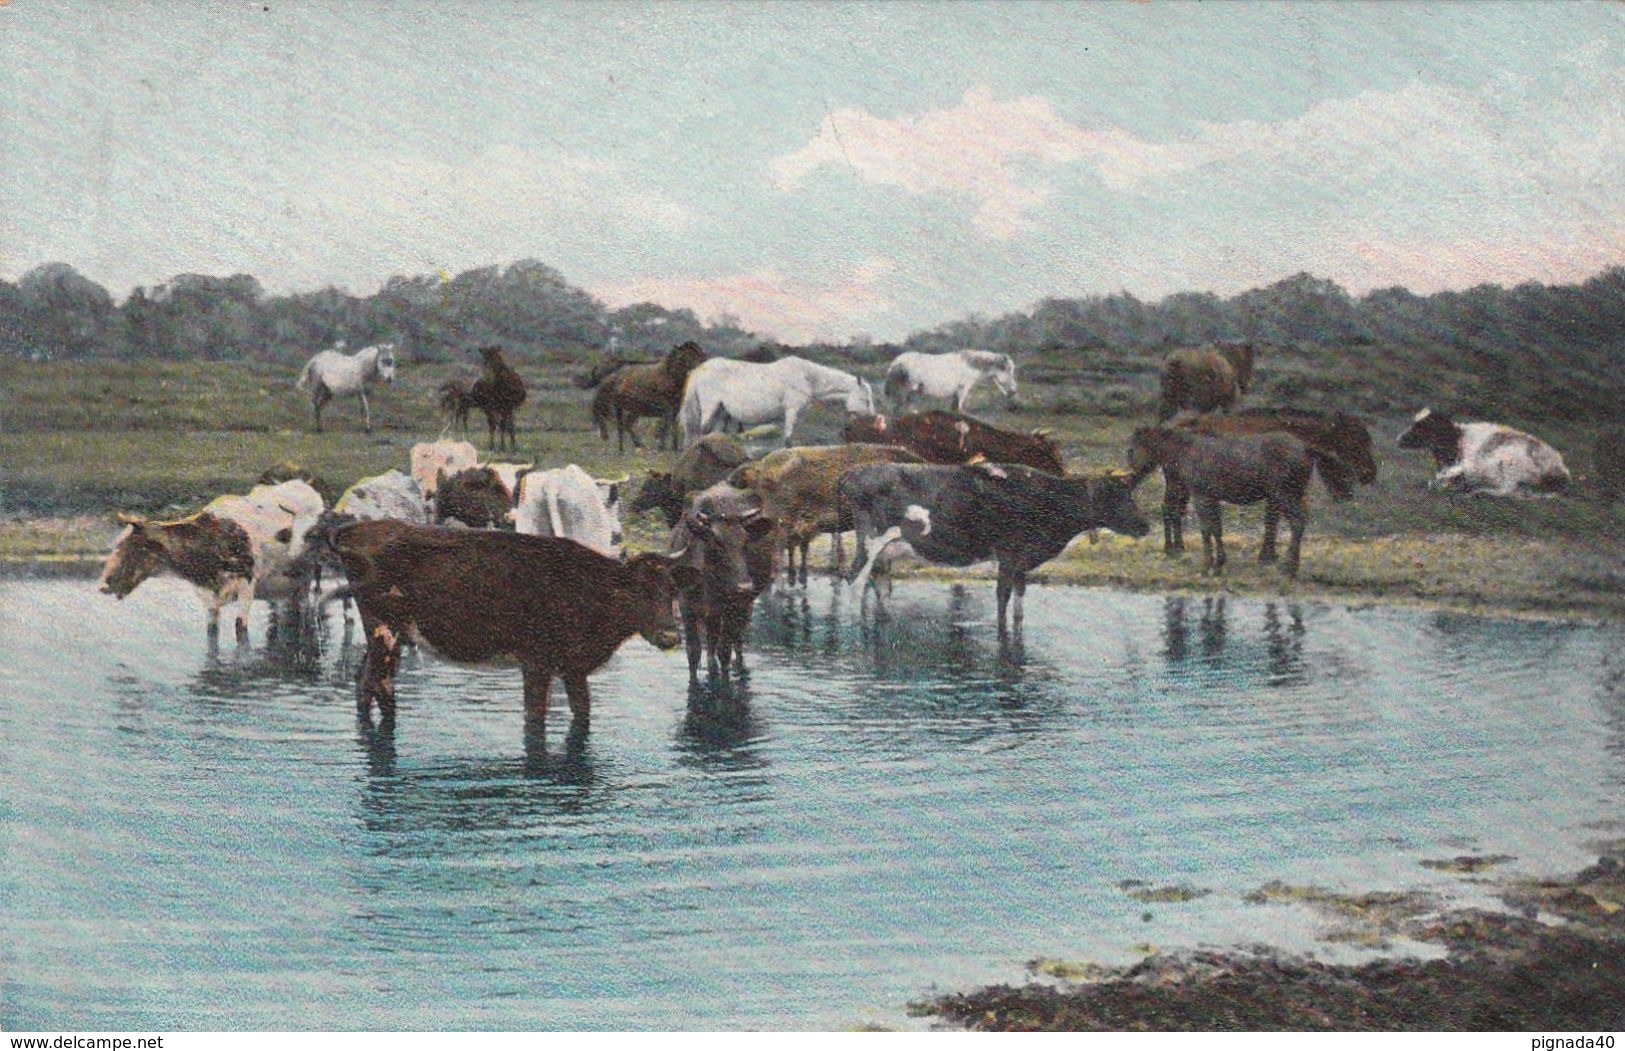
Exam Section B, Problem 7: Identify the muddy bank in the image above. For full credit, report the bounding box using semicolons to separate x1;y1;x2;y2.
920;850;1625;1031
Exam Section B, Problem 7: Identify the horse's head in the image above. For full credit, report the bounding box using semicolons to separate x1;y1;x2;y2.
991;354;1019;400
374;344;398;385
845;377;877;416
1124;426;1177;486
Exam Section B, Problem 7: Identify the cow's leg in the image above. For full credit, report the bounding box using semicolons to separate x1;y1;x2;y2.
522;664;553;730
798;540;811;586
703;611;724;674
681;597;703;679
1283;497;1307;578
1259;502;1280;564
563;673;591;727
850;525;902;595
360;390;372;434
358;621;402;722
996;562;1014;634
232;577;255;641
1013;568;1029;629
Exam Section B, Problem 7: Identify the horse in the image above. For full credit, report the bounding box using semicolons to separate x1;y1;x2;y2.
438;379;476;434
1127;426;1315;577
1155;407;1374;554
470;345;527;451
588;340;709;452
295;343;397;433
680;356;876;448
1157;342;1258;422
883;349;1017;412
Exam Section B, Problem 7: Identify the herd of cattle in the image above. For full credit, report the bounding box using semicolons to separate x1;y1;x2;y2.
100;339;1598;738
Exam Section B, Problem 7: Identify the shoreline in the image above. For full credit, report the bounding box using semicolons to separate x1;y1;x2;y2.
8;516;1623;623
918;845;1625;1031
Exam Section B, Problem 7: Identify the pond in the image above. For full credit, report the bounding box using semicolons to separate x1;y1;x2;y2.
3;576;1622;1030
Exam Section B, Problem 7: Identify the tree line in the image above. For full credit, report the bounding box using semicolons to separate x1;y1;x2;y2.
3;258;1621;419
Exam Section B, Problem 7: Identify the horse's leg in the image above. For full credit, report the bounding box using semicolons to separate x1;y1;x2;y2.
312;384;331;433
360;389;372;434
1259;502;1280;564
1283;496;1307;578
1196;498;1222;575
780;401;803;447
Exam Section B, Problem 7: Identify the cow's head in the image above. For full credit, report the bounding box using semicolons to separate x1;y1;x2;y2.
286;509;357;579
620;552;702;651
1397;407;1460;453
435;467;513;529
630;472;684;527
100;514;173;599
841;414;887;444
680;494;777;596
595;473;629;547
1027;428;1065;474
1091;472;1152;539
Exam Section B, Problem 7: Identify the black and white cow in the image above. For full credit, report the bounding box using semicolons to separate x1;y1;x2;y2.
838;462;1150;631
1397;408;1570;498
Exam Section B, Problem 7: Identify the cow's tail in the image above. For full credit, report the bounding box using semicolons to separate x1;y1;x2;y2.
296;357;317;391
679;384;705;448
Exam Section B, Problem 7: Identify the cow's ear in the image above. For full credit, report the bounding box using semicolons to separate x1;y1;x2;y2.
274;527;293;544
745;515;776;538
670;564;703;590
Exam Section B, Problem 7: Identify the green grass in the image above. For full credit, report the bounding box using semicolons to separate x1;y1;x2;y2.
4;358;1622;618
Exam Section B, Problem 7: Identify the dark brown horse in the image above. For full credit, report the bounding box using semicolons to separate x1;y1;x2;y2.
1157;342;1259;421
468;345;527;451
1128;426;1314;577
589;340;710;452
1152;407;1374;554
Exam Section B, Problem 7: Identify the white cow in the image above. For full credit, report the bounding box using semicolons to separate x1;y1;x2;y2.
883;349;1017;412
511;465;627;556
410;439;480;498
335;469;432;524
1397;408;1570;498
484;461;534;502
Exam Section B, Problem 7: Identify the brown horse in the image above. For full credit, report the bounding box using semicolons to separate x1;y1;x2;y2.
1157;342;1259;421
1153;407;1374;554
1128;426;1314;577
589;340;709;452
469;345;527;451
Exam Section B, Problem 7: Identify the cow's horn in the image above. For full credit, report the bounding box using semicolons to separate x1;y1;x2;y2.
667;546;688;561
740;506;761;520
1031;428;1052;438
596;473;630;486
965;453;988;465
115;511;144;526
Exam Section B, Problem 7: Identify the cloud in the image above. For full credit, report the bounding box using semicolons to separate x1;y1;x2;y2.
595;259;898;343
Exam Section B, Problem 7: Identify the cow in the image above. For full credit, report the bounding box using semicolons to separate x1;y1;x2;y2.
727;443;925;586
256;461;339;507
1158;342;1258;421
1396;408;1570;498
630;434;753;528
330;520;697;734
843;410;1065;475
669;481;778;678
511;465;627;556
434;466;516;529
839;463;1150;632
410;440;480;499
287;470;432;624
100;479;324;640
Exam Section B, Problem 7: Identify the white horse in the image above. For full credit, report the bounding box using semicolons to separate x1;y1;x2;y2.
296;342;398;433
883;349;1017;412
680;356;875;448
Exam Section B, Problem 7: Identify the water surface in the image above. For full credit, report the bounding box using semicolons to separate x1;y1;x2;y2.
3;577;1621;1029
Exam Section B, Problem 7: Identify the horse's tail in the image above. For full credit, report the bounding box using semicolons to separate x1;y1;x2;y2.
296;357;317;391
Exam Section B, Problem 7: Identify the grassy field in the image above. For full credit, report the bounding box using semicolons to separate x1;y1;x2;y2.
3;358;1622;618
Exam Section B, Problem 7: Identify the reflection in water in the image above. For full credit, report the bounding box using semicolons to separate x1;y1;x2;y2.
188;605;337;701
677;679;770;774
1158;596;1308;690
1199;596;1227;663
1162;596;1189;663
1263;602;1307;687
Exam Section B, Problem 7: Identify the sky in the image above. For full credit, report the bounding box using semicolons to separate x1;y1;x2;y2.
2;1;1621;342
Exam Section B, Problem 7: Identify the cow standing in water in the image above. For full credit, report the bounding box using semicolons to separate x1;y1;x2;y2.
668;482;778;678
331;520;696;736
296;343;397;433
1397;408;1570;498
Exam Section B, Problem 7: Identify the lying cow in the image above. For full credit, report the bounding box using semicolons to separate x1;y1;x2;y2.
839;463;1150;631
727;443;924;585
511;465;627;556
843;410;1064;475
331;520;697;733
410;439;480;498
1397;408;1569;498
100;479;324;640
669;482;777;678
630;434;753;528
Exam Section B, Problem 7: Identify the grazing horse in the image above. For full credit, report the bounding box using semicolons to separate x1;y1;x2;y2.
1155;407;1375;554
470;345;527;451
296;343;397;433
883;349;1018;412
680;356;875;448
589;340;710;452
1127;426;1314;577
438;380;476;434
1157;342;1258;422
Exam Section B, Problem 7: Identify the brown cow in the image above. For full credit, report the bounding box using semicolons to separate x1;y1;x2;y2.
669;482;777;678
728;443;925;585
331;520;697;734
590;340;709;452
630;434;753;528
843;409;1064;475
1157;342;1259;421
433;466;516;529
